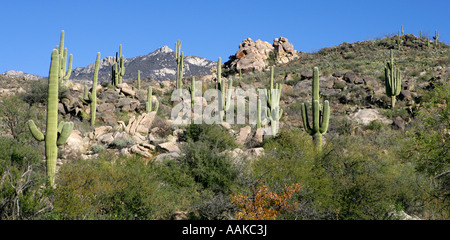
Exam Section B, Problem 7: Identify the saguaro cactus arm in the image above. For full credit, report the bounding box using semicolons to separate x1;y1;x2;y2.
56;122;74;146
27;120;45;141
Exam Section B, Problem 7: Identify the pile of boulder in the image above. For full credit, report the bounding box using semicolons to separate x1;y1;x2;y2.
226;37;299;72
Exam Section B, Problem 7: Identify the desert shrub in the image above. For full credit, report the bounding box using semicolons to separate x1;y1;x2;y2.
0;137;51;219
108;137;134;149
53;153;201;220
252;128;421;219
0;95;40;142
182;123;237;152
402;81;449;219
180;139;239;194
90;144;106;154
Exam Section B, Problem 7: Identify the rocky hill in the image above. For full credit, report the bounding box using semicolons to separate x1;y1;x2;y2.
1;70;42;80
0;33;449;220
70;46;216;82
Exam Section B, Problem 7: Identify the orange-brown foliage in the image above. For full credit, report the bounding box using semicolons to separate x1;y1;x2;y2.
231;181;302;220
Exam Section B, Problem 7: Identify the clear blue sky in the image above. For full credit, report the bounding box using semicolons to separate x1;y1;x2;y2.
1;0;449;77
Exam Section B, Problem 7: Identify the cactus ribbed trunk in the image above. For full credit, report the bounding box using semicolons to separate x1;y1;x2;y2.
90;52;100;126
45;49;60;185
265;66;283;135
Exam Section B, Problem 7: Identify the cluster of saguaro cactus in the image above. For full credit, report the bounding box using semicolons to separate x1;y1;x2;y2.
146;86;159;113
216;57;233;121
265;66;283;135
301;67;330;152
175;40;184;90
27;49;74;186
111;44;125;86
433;30;439;48
57;30;73;84
384;49;402;108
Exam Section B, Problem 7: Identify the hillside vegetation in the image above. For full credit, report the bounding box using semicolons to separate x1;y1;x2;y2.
0;31;448;220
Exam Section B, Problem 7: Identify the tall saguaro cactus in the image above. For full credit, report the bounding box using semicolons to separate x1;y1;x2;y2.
57;30;73;83
265;66;283;135
384;49;401;108
216;57;233;121
175;40;184;89
27;49;74;186
90;53;101;125
111;44;125;86
301;67;330;152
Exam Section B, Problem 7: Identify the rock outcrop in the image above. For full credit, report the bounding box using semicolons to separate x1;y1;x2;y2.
226;37;299;72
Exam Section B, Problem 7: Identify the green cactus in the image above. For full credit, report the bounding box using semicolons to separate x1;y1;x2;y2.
57;30;73;84
189;76;196;109
111;44;125;86
146;86;159;113
216;57;233;121
265;66;283;135
137;70;141;90
79;53;100;125
397;31;402;50
27;49;74;186
301;67;330;152
433;30;439;48
89;53;100;125
256;96;268;129
384;49;402;108
175;40;183;89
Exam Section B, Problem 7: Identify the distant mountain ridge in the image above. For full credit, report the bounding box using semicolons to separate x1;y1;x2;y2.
70;46;216;82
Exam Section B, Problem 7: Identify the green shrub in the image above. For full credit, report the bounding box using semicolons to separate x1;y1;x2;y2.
182;124;237;152
252;128;422;220
109;137;134;149
53;153;201;220
0;137;50;220
91;144;106;154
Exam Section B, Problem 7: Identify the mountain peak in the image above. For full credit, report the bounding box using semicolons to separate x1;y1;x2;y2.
155;45;173;54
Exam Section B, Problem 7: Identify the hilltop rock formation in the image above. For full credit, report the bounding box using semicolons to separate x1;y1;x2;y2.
1;70;42;80
226;37;299;72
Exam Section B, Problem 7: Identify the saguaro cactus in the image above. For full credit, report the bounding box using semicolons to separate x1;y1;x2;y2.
189;76;196;109
57;30;73;83
137;70;141;90
27;49;74;186
433;30;439;48
265;66;283;135
111;44;125;86
146;86;159;113
384;49;401;108
90;53;101;125
301;67;330;152
216;57;233;121
175;40;184;89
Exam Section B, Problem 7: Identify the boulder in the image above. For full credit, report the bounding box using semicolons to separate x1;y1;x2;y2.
236;126;252;145
158;141;181;153
351;108;393;126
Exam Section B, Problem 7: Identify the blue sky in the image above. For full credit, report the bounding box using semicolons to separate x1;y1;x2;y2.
1;0;449;76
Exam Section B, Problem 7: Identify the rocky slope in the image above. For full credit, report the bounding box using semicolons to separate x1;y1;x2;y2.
70;46;216;82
